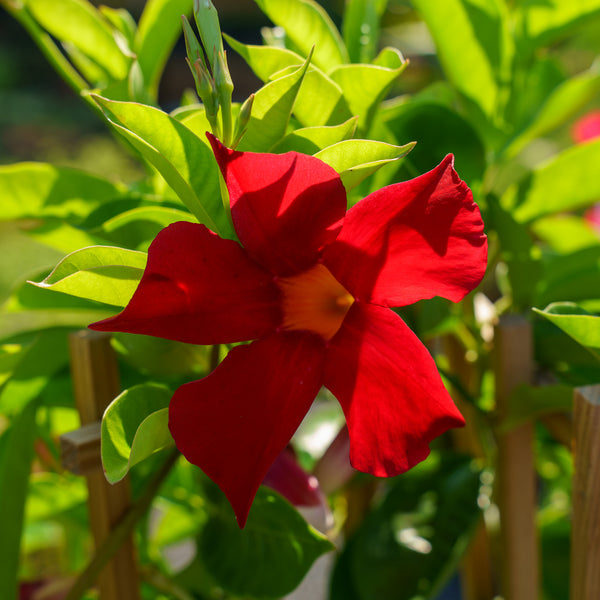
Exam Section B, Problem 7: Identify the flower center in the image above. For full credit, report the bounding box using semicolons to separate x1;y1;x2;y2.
277;263;354;341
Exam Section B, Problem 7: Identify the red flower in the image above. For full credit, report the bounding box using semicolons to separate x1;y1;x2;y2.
572;110;600;143
91;135;487;526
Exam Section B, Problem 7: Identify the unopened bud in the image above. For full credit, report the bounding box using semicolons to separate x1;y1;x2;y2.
231;93;254;149
193;0;224;72
182;15;205;68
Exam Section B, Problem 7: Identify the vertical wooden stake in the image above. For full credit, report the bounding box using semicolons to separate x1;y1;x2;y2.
570;385;600;600
494;315;539;600
444;335;495;600
69;330;140;600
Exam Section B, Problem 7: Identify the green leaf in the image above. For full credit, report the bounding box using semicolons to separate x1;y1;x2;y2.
342;0;387;63
92;95;233;239
200;486;334;598
329;51;406;133
412;0;513;123
134;0;193;99
314;139;415;191
236;57;311;152
271;117;358;154
96;206;197;250
513;0;600;52
383;101;486;185
509;138;600;223
0;399;39;600
506;65;600;158
226;37;352;127
31;246;147;307
331;454;481;600
534;302;600;359
25;0;129;80
536;247;600;306
255;0;348;71
102;383;175;483
0;308;112;342
26;473;87;522
532;215;600;254
0;162;123;222
498;383;573;432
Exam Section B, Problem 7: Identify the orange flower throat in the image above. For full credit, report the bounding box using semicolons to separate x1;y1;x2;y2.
277;263;354;341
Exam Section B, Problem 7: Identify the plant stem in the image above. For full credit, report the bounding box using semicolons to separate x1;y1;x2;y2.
65;449;180;600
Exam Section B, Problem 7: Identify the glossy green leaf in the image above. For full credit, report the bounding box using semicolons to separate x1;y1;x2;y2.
226;37;352;127
200;486;334;598
31;246;146;307
236;57;311;151
514;0;600;51
99;6;137;46
506;65;600;158
314;139;415;191
134;0;192;98
498;383;573;432
383;101;486;185
534;302;600;359
0;399;39;600
342;0;387;63
0;162;123;222
510;138;600;223
102;383;174;483
26;0;129;80
255;0;348;71
271;117;358;154
92;95;233;238
331;454;481;600
329;51;406;133
412;0;513;122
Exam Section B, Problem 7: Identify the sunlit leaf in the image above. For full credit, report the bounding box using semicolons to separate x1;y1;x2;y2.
200;486;334;598
26;0;129;80
315;139;415;191
31;246;146;307
134;0;192;98
534;302;600;359
509;138;600;223
342;0;387;63
102;383;175;483
514;0;600;52
531;215;600;254
412;0;513;122
329;50;406;133
255;0;348;71
92;95;233;238
236;57;311;152
0;163;124;222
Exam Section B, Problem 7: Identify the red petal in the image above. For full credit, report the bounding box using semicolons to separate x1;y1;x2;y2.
324;302;464;476
90;221;280;344
323;155;487;306
169;331;326;526
208;134;347;276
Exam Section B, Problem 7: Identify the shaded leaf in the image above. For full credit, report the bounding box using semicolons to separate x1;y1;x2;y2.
200;486;334;598
271;118;358;154
342;0;387;63
102;383;174;483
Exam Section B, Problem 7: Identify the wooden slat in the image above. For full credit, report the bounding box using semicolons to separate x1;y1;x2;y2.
494;315;539;600
570;385;600;600
69;330;140;600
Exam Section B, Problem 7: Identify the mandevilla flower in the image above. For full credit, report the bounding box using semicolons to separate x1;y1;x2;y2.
91;134;487;526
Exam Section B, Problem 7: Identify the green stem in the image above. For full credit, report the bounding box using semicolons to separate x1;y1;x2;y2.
2;0;94;108
64;449;180;600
